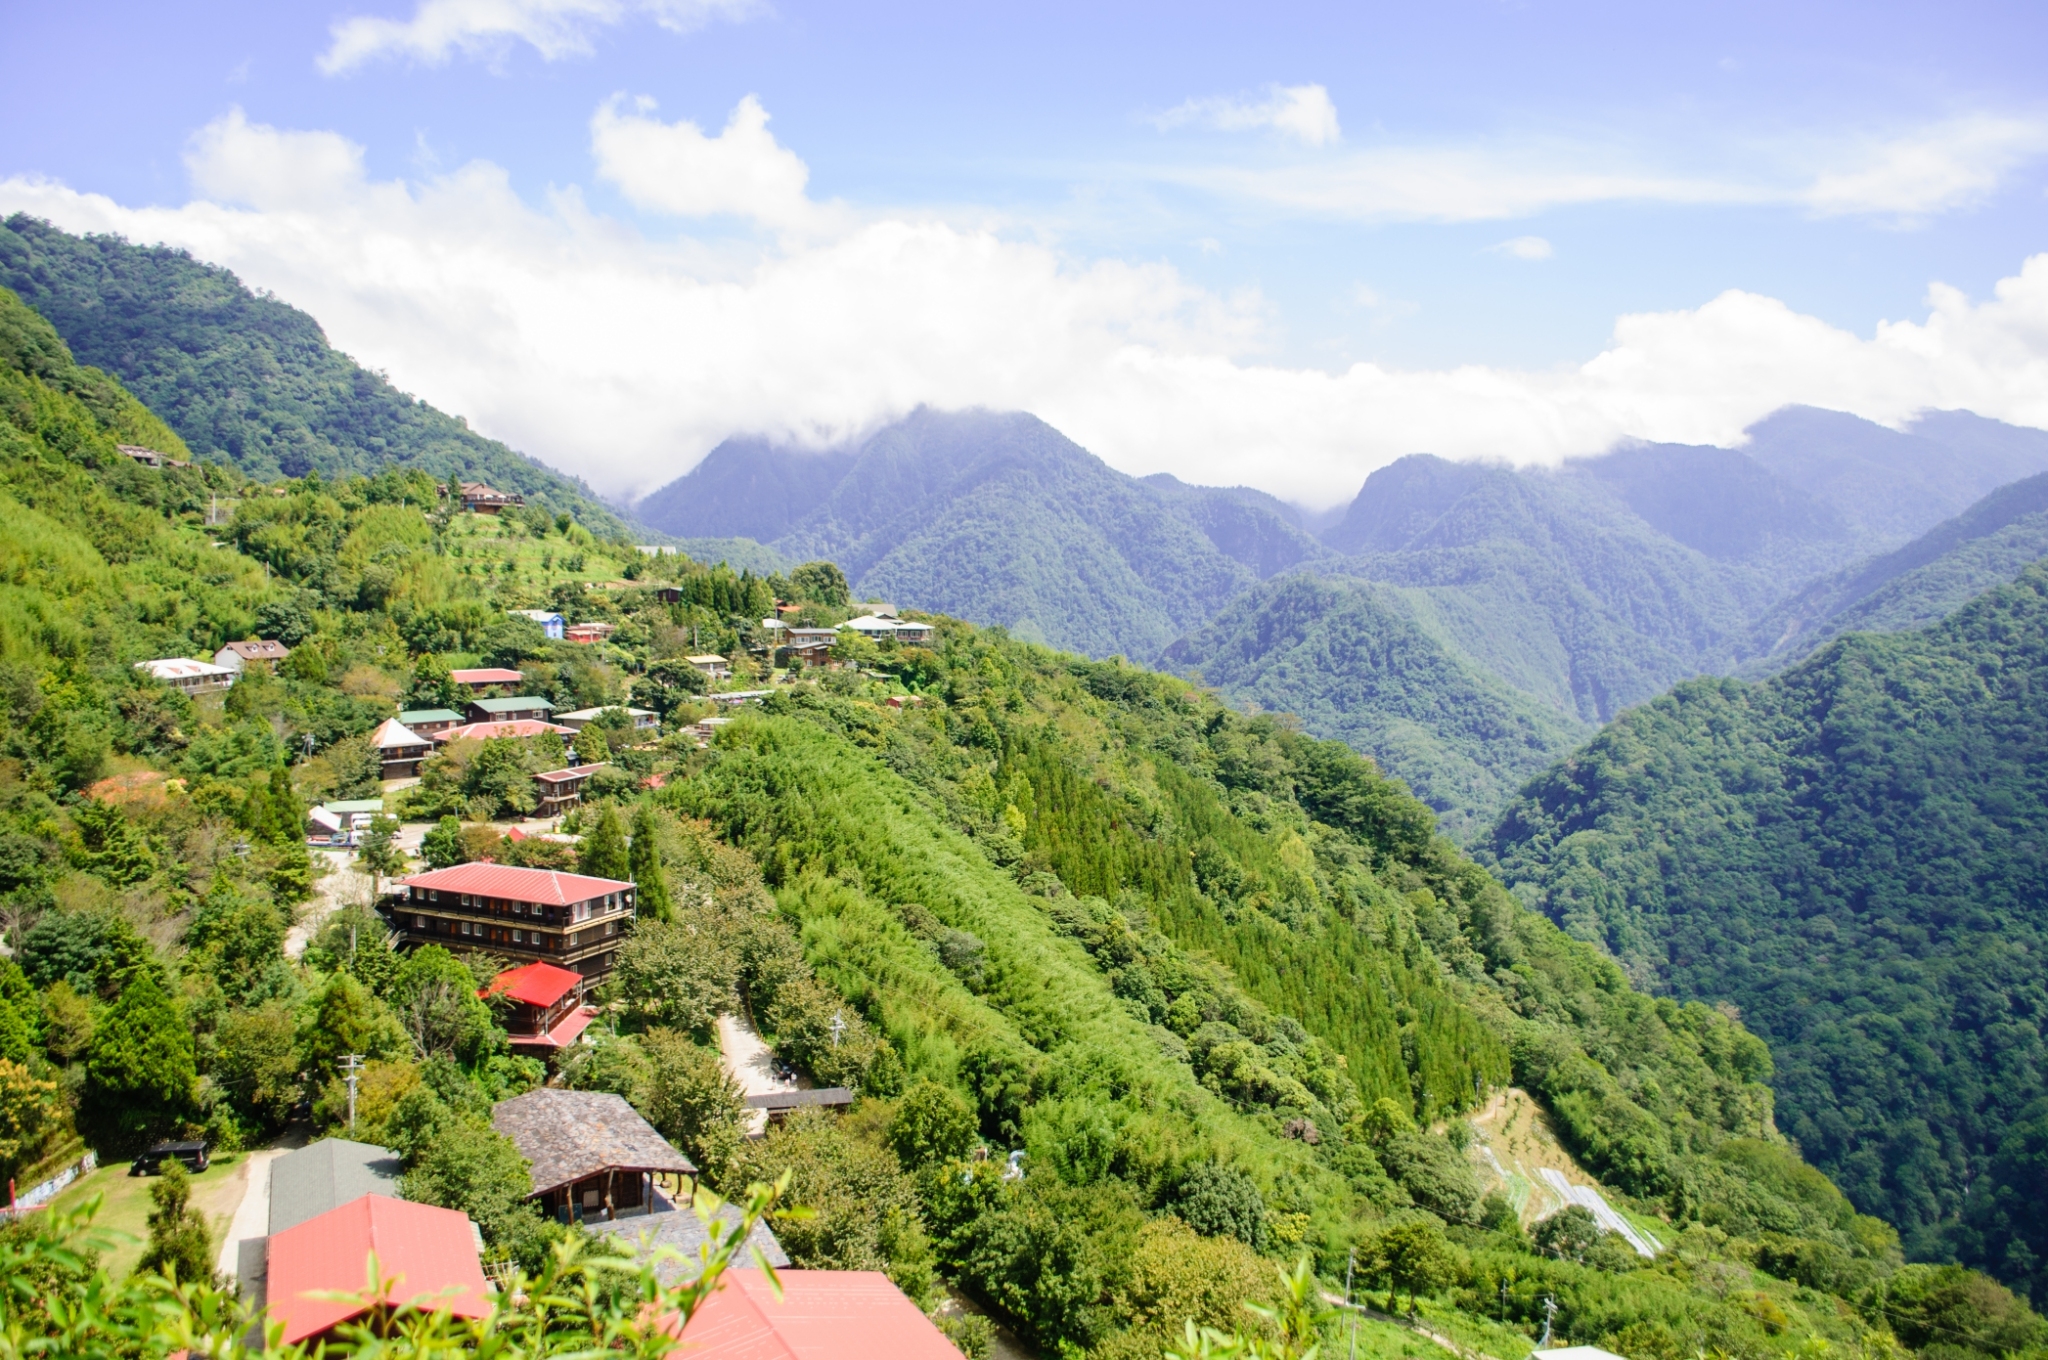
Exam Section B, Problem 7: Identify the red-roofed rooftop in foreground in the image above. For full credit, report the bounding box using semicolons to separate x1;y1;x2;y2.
677;1270;962;1360
265;1194;492;1345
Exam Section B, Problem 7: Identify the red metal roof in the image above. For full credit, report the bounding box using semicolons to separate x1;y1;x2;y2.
676;1271;961;1360
534;763;608;784
432;720;577;743
482;961;584;1008
265;1194;492;1344
511;1003;597;1050
401;862;632;907
449;668;524;684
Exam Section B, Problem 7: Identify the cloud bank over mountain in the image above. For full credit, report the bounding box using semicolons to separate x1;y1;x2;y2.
8;100;2048;507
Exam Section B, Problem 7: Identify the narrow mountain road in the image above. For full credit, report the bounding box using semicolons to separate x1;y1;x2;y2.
716;1012;800;1137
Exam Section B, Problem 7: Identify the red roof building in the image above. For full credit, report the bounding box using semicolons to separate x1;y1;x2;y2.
481;962;595;1052
676;1270;962;1360
448;667;524;690
392;863;636;980
264;1194;492;1346
432;719;578;744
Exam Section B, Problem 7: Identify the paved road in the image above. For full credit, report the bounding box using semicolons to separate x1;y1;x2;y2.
716;1013;799;1137
213;1147;286;1279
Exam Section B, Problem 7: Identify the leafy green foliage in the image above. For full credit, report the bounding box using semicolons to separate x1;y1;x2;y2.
79;972;193;1155
136;1162;213;1285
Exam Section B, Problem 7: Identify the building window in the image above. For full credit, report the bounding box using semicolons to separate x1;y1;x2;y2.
513;929;523;944
413;915;426;929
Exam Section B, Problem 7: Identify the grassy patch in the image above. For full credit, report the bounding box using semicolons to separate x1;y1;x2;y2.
47;1154;249;1281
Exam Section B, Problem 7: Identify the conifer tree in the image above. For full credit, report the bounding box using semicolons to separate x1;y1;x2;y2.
579;805;630;882
79;972;193;1153
629;802;672;921
137;1161;214;1284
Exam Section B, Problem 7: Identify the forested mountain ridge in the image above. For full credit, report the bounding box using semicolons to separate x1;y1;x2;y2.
1750;471;2048;668
639;407;1330;659
6;274;2040;1360
0;215;636;537
1483;563;2048;1303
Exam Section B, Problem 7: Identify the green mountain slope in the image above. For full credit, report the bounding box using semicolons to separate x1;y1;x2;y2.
1164;573;1591;835
4;276;2042;1359
0;214;633;536
1483;567;2048;1299
1752;472;2048;668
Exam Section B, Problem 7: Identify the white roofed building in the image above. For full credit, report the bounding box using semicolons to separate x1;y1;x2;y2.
135;658;236;694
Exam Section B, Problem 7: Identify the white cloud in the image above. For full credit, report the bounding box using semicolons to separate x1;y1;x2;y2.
319;0;758;74
1160;113;2048;223
1804;114;2048;218
1155;84;1341;147
1488;235;1552;260
591;94;828;233
6;105;2048;512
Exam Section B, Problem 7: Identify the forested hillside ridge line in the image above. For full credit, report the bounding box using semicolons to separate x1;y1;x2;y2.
0;267;2040;1360
1164;574;1592;837
1746;470;2048;670
1484;561;2048;1308
0;215;638;538
635;406;1331;661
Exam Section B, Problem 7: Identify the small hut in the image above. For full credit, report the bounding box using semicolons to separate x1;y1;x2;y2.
492;1089;695;1223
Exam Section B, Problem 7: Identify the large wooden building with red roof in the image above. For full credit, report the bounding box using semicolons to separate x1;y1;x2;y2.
391;863;635;979
482;961;597;1051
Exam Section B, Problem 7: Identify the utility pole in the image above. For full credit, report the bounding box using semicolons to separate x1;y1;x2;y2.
829;1011;846;1049
1346;1248;1358;1360
1538;1295;1557;1348
341;1054;365;1132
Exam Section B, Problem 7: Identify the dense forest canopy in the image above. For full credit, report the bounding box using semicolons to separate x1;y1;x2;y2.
1486;568;2048;1305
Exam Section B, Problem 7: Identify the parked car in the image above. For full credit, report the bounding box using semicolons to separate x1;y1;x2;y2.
131;1140;209;1176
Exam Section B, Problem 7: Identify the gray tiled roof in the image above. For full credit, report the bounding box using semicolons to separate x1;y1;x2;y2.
491;1089;696;1196
587;1205;789;1285
267;1138;402;1235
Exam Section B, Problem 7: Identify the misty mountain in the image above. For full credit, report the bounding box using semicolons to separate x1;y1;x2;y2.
1752;470;2048;667
0;215;635;535
637;407;1329;658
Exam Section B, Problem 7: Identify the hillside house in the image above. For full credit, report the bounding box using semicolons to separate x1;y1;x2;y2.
391;862;635;981
448;667;524;693
117;444;189;468
368;717;433;779
431;719;577;745
556;706;658;734
777;639;834;670
459;482;524;513
268;1139;403;1236
466;695;554;723
481;961;596;1053
492;1089;695;1223
787;626;838;648
308;799;383;843
533;763;607;817
564;621;616;645
841;611;936;645
508;609;565;639
685;653;731;679
263;1196;490;1346
744;1088;855;1129
134;657;235;694
213;638;291;674
397;708;464;736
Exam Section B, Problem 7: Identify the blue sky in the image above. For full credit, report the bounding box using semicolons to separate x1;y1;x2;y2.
4;0;2047;503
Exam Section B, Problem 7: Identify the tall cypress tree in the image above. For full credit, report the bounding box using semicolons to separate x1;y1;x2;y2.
629;802;672;922
579;805;630;883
